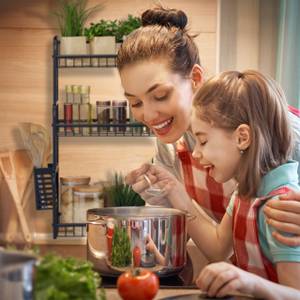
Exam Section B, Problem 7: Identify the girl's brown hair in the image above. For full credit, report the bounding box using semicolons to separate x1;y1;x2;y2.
193;70;292;199
117;6;200;77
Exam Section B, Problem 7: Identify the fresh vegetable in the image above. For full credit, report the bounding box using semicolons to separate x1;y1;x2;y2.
117;269;159;300
34;253;106;300
111;226;131;267
133;245;141;267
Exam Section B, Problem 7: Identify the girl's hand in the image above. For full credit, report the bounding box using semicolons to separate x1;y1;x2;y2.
264;190;300;246
196;262;259;298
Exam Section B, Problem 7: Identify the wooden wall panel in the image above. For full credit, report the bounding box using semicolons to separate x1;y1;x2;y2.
0;0;217;238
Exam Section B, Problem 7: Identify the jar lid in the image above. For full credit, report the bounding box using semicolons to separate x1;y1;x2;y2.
112;100;127;106
60;176;91;185
73;185;102;193
96;100;111;106
65;85;72;93
72;85;80;94
80;85;90;94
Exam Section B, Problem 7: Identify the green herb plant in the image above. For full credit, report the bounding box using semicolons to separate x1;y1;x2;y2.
34;253;106;300
53;0;102;36
84;14;141;43
84;19;119;42
103;172;145;207
111;226;131;267
116;14;141;42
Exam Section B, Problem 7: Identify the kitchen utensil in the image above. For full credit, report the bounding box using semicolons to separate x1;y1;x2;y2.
4;150;33;244
19;122;51;168
0;249;36;300
143;174;166;197
87;207;187;277
0;151;32;244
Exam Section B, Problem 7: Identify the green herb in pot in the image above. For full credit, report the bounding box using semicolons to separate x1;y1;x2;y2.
103;173;145;207
53;0;102;37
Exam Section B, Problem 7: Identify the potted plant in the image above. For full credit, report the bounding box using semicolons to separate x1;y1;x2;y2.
84;19;117;57
103;173;145;207
53;0;101;55
116;14;141;48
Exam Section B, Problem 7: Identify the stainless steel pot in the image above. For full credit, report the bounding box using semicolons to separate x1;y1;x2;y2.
87;207;187;277
0;250;36;300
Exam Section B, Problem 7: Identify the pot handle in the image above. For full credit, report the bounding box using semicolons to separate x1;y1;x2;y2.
88;215;107;226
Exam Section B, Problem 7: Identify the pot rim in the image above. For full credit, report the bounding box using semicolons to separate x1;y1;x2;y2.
87;206;186;218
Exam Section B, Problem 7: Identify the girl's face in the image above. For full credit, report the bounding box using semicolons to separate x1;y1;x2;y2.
120;60;194;143
191;109;241;183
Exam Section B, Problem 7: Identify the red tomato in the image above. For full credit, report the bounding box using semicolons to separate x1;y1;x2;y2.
117;268;159;300
133;246;141;267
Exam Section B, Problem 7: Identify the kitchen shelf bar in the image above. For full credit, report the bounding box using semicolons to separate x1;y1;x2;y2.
33;36;153;238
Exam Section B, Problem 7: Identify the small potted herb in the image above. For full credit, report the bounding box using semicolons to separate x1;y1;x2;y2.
53;0;101;55
84;19;117;57
116;15;141;44
103;173;145;207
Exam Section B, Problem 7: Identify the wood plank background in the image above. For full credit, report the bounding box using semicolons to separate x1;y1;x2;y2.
0;0;218;239
0;0;276;241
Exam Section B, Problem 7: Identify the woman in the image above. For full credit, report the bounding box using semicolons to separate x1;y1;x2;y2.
117;6;300;247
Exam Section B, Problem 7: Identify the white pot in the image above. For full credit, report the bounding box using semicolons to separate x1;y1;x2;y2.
60;36;88;55
90;36;116;55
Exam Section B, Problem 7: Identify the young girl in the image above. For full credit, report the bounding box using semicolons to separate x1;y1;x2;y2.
120;6;300;247
138;70;300;299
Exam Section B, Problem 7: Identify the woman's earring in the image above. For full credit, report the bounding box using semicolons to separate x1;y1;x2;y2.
240;150;244;155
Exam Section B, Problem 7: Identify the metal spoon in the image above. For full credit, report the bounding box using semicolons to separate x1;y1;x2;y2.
143;174;165;197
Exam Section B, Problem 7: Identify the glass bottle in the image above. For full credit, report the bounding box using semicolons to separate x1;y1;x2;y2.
112;100;127;134
96;100;111;134
64;85;73;134
79;85;92;135
72;85;81;135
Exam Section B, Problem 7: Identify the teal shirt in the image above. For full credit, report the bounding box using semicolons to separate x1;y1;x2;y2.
227;160;300;263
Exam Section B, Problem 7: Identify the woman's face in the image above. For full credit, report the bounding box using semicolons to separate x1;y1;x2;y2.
120;60;194;143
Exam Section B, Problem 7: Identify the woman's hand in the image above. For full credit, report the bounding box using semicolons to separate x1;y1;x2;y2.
195;262;260;298
264;190;300;246
125;163;184;207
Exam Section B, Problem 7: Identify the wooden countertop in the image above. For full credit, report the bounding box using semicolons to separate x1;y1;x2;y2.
105;288;200;299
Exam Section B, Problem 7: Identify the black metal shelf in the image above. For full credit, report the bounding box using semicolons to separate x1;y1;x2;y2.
58;54;117;68
56;120;152;137
34;36;152;238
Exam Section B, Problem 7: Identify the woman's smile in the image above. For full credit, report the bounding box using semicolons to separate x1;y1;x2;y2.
150;117;174;136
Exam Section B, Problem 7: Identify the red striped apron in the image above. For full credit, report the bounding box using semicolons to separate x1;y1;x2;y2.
176;137;229;222
232;186;291;281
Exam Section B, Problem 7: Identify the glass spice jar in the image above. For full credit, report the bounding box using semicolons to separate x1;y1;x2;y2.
71;85;80;135
73;185;104;225
96;100;111;133
79;85;92;136
112;100;127;133
64;85;73;134
60;176;91;225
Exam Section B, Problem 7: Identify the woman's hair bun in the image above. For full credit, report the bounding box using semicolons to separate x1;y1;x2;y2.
141;7;187;30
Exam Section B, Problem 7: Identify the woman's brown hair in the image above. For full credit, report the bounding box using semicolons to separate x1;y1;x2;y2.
193;70;293;199
117;6;200;77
